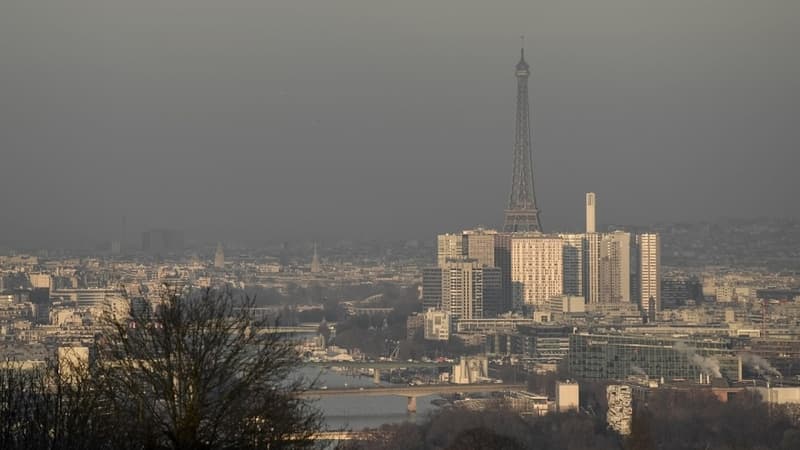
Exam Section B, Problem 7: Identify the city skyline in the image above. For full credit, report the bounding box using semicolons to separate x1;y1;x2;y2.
2;3;800;448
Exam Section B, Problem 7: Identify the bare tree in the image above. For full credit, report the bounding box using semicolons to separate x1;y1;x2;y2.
93;287;321;450
0;360;111;450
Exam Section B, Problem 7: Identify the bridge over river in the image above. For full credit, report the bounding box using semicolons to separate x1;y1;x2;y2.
304;360;451;370
303;359;453;386
300;383;528;413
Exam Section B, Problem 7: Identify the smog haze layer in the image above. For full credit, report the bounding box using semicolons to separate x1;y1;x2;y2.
1;1;798;247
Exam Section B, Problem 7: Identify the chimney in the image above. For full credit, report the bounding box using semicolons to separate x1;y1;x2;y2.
586;192;596;233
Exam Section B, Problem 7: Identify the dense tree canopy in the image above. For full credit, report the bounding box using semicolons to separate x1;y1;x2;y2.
339;391;800;450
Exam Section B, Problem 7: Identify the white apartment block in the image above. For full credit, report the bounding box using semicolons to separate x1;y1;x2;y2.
441;260;484;320
511;235;563;310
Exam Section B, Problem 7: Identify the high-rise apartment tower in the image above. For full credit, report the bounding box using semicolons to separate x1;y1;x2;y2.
429;260;501;321
599;231;632;303
637;233;661;316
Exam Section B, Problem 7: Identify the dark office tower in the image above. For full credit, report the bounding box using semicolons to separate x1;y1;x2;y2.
661;275;702;309
481;267;503;318
494;233;513;313
120;215;126;253
111;216;126;255
142;229;185;255
31;288;51;325
503;46;543;233
560;234;586;297
279;242;290;267
422;268;443;311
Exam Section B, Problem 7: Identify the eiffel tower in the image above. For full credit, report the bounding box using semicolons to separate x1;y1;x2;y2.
503;45;543;233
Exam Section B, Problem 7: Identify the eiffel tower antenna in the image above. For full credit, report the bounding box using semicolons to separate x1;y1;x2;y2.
503;40;543;232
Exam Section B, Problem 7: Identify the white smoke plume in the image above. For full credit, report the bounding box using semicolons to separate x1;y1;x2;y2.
740;353;782;378
673;342;722;378
630;365;648;377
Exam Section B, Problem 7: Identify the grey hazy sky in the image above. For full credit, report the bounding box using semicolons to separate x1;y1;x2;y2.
1;0;799;247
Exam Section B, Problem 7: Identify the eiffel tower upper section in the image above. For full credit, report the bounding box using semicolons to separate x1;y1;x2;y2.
503;46;543;233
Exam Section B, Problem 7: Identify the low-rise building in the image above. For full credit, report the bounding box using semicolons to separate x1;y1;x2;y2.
424;309;451;341
556;381;579;412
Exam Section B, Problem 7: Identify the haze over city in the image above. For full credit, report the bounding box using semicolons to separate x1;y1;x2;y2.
1;0;799;248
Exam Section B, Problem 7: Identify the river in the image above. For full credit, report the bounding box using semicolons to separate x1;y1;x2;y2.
300;367;443;430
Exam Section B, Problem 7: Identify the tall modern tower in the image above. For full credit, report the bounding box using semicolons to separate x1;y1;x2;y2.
503;46;543;233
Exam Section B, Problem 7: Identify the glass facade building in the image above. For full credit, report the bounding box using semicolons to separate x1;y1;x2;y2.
569;333;742;381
